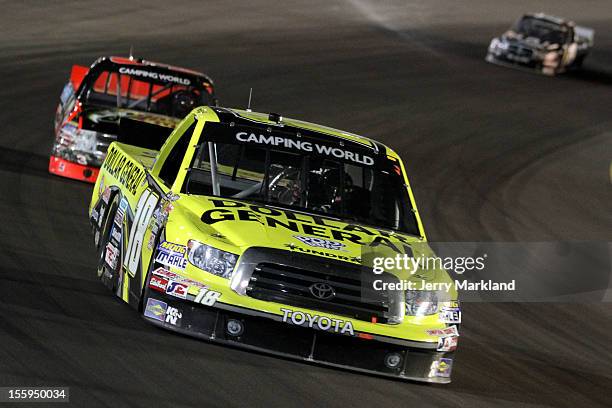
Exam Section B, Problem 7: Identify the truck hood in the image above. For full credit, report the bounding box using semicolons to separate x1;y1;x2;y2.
173;195;443;280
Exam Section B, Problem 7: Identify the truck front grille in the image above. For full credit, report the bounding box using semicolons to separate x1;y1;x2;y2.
246;262;393;323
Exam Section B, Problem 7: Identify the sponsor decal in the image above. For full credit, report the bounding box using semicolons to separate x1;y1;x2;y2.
102;187;111;204
105;243;119;270
166;281;189;299
280;308;354;336
433;358;453;378
155;241;188;270
110;225;121;244
194;288;221;306
293;235;345;251
144;298;167;322
149;208;160;232
102;146;146;196
98;175;105;197
146;193;176;250
90;207;99;222
284;243;360;263
98;207;105;227
118;67;191;86
114;211;123;226
165;306;182;326
147;231;156;250
119;197;129;212
152;267;206;289
58;161;65;172
437;336;458;352
426;325;459;338
114;197;128;226
235;132;374;166
439;307;461;324
149;275;169;292
201;199;414;254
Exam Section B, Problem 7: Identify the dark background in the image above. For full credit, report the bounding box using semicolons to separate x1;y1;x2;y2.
0;1;611;407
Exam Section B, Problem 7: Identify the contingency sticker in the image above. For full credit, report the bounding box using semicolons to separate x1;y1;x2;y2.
149;275;169;293
152;267;206;289
166;281;189;299
155;241;187;270
144;298;167;322
293;235;346;251
105;243;119;270
433;358;453;378
426;325;459;338
437;336;458;352
439;307;461;324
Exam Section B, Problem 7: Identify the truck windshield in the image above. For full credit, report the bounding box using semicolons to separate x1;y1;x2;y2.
184;124;421;236
84;70;215;118
514;17;569;44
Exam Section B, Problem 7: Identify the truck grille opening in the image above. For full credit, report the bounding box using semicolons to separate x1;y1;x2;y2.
246;262;392;323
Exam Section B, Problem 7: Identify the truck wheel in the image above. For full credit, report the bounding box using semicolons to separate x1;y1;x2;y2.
96;194;121;293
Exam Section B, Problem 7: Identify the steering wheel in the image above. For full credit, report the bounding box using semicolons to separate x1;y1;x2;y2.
268;167;301;205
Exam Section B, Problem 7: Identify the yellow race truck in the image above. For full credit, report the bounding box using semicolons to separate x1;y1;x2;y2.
89;106;460;383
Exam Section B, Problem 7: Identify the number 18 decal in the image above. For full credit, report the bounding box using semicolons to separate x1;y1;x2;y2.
125;189;159;277
195;288;221;306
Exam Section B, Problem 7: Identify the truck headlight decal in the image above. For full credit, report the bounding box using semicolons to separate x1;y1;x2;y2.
187;240;238;279
405;290;439;316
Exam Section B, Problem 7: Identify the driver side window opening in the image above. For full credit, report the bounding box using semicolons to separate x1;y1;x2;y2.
158;122;196;187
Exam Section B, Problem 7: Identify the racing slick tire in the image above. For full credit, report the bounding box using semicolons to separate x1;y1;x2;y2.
96;193;121;295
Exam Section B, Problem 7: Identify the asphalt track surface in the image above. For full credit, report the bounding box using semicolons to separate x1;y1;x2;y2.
1;1;611;407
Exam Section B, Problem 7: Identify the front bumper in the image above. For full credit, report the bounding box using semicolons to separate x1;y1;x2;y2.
486;51;540;69
48;155;99;183
142;291;455;383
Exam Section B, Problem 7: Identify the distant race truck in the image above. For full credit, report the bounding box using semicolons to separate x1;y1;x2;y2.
50;56;217;182
486;13;594;75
